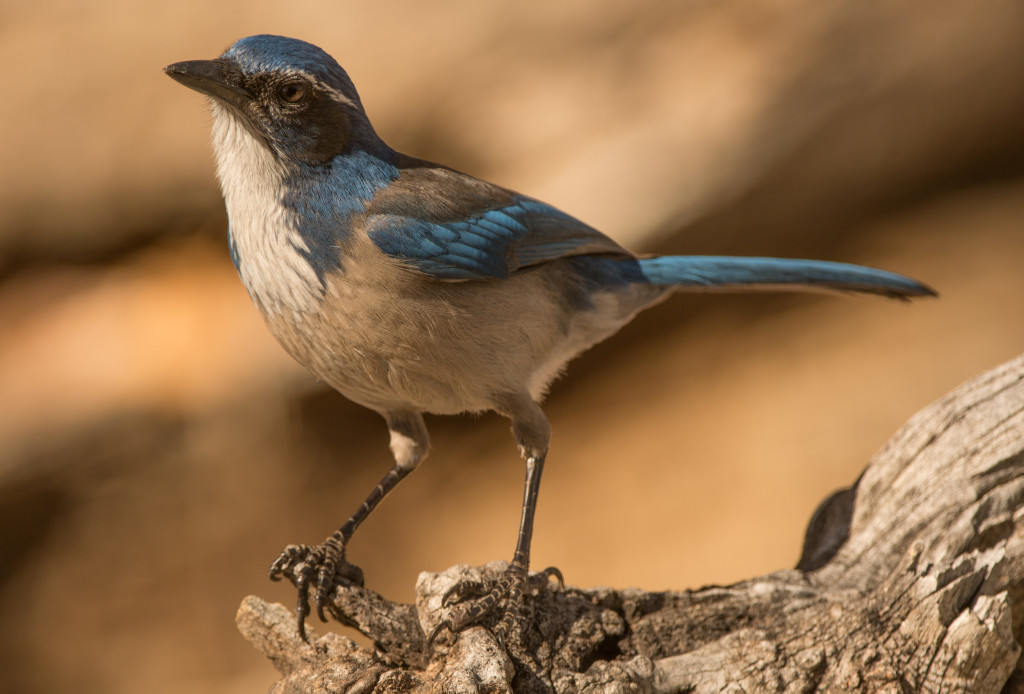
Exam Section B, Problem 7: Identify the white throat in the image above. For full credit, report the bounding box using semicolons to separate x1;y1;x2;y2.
209;101;323;314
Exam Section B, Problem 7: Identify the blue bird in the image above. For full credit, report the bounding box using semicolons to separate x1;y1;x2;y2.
164;35;934;645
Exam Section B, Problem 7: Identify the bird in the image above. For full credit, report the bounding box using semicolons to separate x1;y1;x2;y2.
164;34;935;645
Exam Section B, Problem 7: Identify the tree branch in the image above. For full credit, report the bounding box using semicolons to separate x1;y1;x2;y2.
236;354;1024;693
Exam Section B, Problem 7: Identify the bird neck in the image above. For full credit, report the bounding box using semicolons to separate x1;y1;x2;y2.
210;104;401;315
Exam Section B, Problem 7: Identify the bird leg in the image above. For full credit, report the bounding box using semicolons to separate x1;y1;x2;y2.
429;449;563;647
269;462;412;639
270;411;428;641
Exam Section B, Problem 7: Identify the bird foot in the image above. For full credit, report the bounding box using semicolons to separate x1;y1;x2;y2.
428;564;563;648
268;543;364;640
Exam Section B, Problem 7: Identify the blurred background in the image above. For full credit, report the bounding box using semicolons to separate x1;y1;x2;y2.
2;0;1024;691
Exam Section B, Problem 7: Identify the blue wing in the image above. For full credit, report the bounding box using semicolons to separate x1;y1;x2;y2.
363;165;628;280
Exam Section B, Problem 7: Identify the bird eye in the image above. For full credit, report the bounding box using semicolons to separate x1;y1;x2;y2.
278;81;309;104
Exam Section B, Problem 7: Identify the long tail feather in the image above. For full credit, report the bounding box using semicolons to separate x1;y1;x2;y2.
637;256;935;299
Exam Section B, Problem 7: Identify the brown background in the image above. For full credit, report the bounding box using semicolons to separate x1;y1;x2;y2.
3;1;1024;692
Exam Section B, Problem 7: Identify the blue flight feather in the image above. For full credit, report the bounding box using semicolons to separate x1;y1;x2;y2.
366;195;626;280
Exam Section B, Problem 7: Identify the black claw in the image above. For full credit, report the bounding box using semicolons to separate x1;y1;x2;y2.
426;619;451;650
530;565;564;590
315;588;330;623
492;621;509;649
296;598;311;642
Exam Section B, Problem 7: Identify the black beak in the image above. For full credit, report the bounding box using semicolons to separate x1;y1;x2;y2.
164;59;252;111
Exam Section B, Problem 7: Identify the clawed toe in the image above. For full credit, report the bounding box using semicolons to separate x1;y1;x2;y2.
268;543;363;641
429;564;563;648
528;565;563;591
269;544;316;582
441;578;489;607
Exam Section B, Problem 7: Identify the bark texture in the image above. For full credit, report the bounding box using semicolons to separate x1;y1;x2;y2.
237;354;1024;693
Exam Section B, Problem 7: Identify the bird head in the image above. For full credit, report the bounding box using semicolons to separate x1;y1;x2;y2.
164;35;378;165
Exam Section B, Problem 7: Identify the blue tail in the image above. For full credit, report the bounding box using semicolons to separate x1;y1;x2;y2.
636;256;935;299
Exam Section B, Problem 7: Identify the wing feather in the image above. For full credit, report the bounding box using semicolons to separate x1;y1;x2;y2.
364;162;629;280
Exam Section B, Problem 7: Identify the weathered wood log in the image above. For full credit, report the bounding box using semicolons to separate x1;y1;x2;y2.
236;354;1024;693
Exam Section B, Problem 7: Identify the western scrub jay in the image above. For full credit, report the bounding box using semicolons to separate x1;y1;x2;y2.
164;34;934;644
